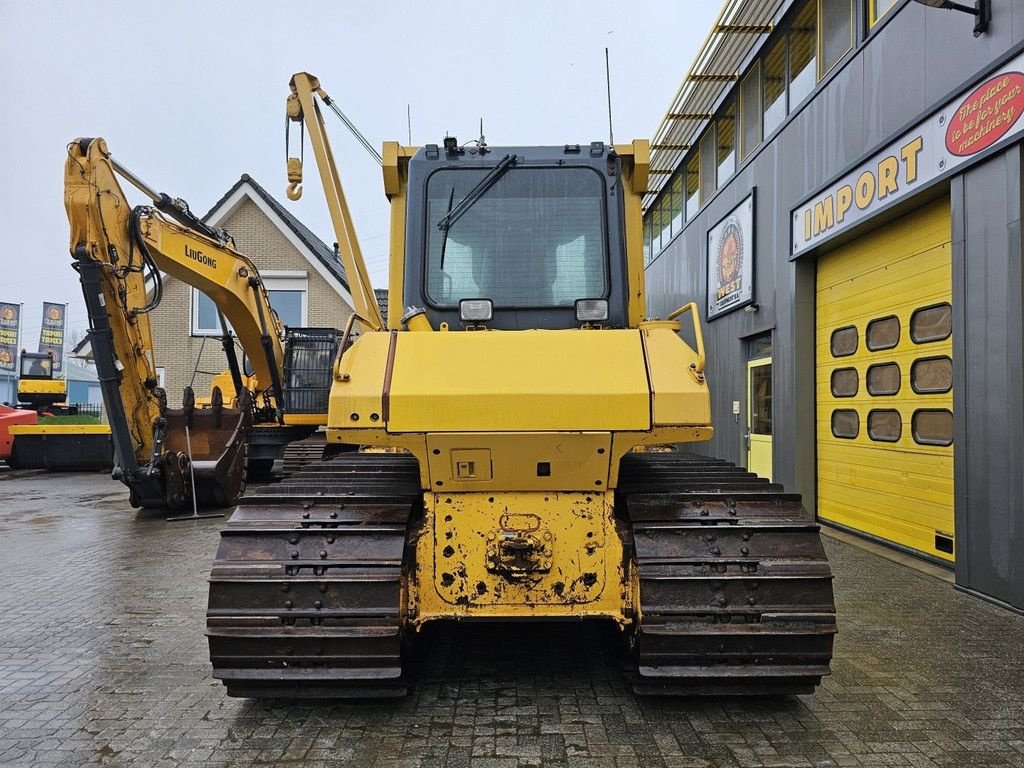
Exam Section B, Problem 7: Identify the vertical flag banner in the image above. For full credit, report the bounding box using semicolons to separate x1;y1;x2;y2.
0;302;19;372
38;302;66;374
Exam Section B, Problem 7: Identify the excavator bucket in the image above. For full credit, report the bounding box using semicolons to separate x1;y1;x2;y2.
161;387;252;508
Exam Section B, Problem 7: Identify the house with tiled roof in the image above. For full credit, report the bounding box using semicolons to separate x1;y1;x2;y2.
150;174;354;406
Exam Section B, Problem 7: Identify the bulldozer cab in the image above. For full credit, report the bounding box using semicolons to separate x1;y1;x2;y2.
19;351;54;380
402;143;632;331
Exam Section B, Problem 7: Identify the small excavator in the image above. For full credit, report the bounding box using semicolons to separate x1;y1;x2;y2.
64;139;340;508
15;350;68;414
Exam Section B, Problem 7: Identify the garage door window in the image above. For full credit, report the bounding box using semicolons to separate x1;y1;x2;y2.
830;368;858;397
866;315;900;351
868;409;901;442
831;409;859;439
830;326;858;357
866;362;901;396
911;357;953;394
911;303;952;344
913;409;953;446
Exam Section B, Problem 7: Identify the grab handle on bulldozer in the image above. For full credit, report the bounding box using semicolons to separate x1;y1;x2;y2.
333;313;357;382
666;302;706;376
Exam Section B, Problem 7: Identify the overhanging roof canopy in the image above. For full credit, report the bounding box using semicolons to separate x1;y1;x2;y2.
645;0;785;211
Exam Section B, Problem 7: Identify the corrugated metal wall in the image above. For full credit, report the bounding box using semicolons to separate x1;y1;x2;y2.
645;1;1024;610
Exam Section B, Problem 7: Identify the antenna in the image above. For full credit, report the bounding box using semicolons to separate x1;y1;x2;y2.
479;117;487;150
605;47;615;147
407;104;412;145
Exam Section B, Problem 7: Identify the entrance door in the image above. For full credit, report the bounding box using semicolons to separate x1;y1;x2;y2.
747;358;772;480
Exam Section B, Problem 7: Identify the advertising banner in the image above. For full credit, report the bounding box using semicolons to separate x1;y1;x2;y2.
707;191;755;319
0;301;19;372
38;302;66;374
792;52;1024;255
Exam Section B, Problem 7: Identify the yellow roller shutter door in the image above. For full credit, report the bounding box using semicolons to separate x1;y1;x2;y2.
816;198;954;562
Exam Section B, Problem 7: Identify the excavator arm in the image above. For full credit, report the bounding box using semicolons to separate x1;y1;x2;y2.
64;137;286;508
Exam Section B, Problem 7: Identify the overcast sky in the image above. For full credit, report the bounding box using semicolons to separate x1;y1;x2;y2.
0;0;719;350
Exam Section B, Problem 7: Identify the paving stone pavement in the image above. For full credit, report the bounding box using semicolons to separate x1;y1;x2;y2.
0;469;1022;768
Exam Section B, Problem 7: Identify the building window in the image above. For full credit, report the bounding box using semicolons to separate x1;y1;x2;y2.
870;0;900;27
191;272;308;336
739;61;762;161
652;197;666;255
699;128;716;204
685;153;700;219
155;367;165;388
763;36;787;137
669;172;683;235
643;215;652;265
789;0;817;109
716;101;736;187
820;0;854;77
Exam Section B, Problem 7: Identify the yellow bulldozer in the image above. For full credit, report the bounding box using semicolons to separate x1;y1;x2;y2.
69;72;836;697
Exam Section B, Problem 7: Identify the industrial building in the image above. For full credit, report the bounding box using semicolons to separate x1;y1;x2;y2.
643;0;1023;611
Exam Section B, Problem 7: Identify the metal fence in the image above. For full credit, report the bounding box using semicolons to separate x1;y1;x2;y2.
69;403;103;419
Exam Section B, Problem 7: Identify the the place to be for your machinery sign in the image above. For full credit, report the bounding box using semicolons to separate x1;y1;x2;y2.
707;191;755;319
38;301;66;374
0;301;19;372
793;51;1024;255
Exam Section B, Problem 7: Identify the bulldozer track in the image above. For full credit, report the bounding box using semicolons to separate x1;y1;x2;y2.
206;452;420;698
618;452;836;696
280;432;328;476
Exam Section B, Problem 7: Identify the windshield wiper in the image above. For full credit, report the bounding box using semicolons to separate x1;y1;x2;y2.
436;153;518;234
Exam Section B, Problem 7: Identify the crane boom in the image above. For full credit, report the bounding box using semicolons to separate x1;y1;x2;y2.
285;72;384;332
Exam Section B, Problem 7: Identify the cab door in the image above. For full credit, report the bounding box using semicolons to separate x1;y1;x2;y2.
747;357;772;481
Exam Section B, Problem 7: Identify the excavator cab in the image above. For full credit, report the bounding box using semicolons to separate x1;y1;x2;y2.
402;143;630;331
17;351;68;413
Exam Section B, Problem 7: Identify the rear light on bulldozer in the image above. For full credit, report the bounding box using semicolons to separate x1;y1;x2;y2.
459;299;493;323
575;298;608;322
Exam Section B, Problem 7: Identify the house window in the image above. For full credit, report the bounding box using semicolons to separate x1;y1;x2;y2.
156;367;165;388
191;271;308;335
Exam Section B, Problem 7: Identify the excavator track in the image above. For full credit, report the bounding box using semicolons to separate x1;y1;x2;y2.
206;452;421;698
618;452;836;696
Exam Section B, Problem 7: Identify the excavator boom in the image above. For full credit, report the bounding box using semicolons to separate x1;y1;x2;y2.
64;137;291;508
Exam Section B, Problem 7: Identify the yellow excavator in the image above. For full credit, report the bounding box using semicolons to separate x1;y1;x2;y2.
64;138;339;507
200;73;837;698
15;350;67;414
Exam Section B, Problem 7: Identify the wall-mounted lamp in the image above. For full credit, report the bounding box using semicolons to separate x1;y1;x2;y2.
911;0;991;37
744;303;760;313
